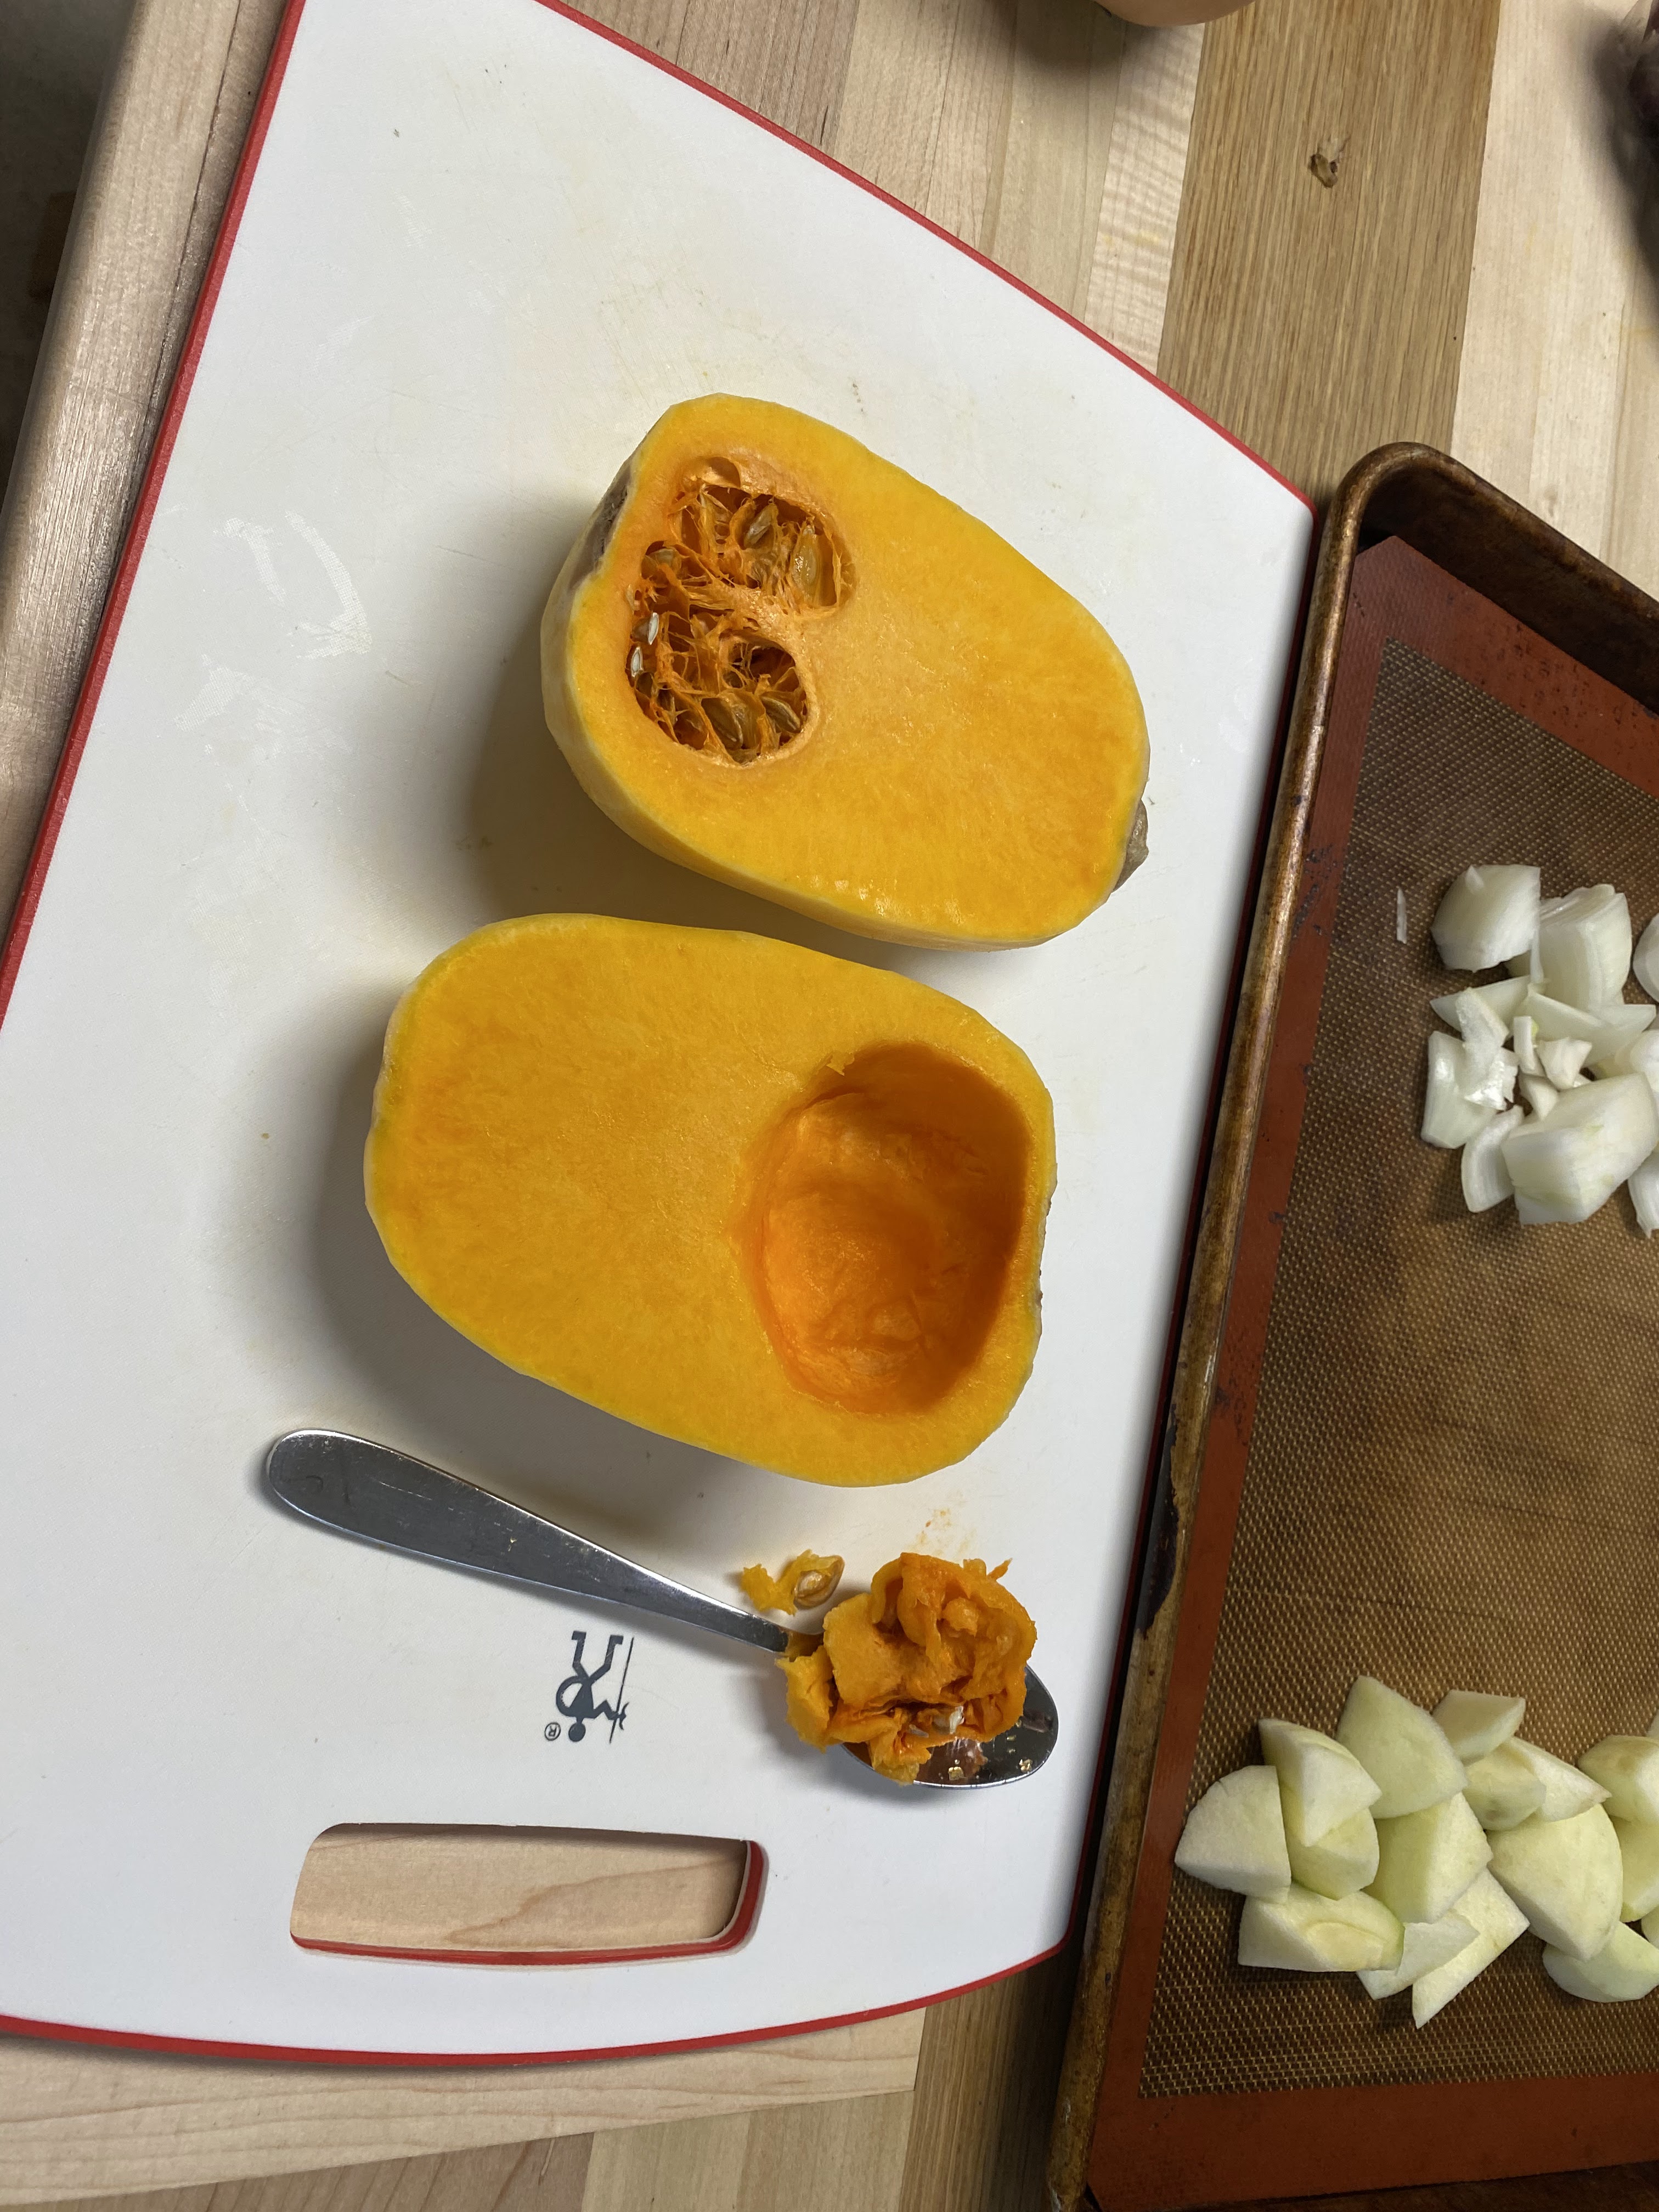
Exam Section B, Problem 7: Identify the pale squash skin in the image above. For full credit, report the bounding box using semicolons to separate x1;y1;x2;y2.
365;916;1056;1485
541;396;1149;949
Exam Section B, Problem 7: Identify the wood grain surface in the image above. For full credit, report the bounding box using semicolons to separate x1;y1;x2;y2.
0;0;288;943
0;2017;922;2207
288;1830;749;1956
1159;0;1502;504
1452;0;1659;601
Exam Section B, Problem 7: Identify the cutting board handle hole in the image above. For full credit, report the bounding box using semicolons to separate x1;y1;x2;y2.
290;1824;760;1963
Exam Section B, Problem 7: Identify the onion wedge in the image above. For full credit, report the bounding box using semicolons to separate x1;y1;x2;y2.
1630;1150;1659;1237
1462;1108;1520;1213
1521;989;1655;1075
1501;1075;1659;1224
1537;1036;1591;1090
1634;911;1659;1000
1536;884;1632;1007
1422;1034;1495;1148
1431;866;1540;973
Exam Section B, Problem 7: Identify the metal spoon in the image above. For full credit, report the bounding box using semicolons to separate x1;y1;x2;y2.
264;1429;1057;1788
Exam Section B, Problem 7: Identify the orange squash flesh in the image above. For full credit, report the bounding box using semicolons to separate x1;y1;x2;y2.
738;1551;844;1615
542;394;1150;949
365;916;1055;1485
778;1554;1036;1782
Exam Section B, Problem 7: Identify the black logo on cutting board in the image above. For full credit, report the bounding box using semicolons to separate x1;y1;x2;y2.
544;1628;632;1745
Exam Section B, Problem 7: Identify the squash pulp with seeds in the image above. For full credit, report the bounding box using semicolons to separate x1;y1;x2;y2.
541;394;1149;948
365;916;1055;1485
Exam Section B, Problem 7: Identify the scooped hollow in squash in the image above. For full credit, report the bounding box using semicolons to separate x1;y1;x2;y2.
541;394;1149;949
365;916;1055;1485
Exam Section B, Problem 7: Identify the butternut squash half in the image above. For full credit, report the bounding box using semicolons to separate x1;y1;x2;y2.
541;396;1149;948
365;916;1055;1485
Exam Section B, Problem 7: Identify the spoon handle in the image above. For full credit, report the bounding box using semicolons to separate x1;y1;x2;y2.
266;1429;792;1655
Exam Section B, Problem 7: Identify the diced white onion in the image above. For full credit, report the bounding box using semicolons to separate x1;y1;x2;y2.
1432;866;1541;973
1609;1030;1659;1103
1519;1073;1559;1119
1630;1150;1659;1237
1634;913;1659;1001
1396;888;1408;945
1429;978;1527;1036
1537;885;1633;1007
1521;989;1656;1073
1461;1045;1517;1109
1462;1107;1521;1212
1423;1032;1496;1148
1506;939;1544;980
1431;985;1508;1053
1537;1036;1592;1089
1501;1074;1659;1223
1513;1014;1539;1075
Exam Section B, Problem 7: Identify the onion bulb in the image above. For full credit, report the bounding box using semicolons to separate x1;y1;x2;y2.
1513;1014;1539;1075
1519;1073;1559;1120
1431;866;1540;973
1501;1075;1659;1224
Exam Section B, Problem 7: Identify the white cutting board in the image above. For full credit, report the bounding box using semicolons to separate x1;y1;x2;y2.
0;0;1312;2058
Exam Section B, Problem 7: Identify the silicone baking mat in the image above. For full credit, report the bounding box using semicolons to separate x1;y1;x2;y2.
1089;535;1659;2208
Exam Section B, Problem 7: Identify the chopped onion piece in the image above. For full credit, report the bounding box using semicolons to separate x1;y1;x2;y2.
1506;939;1544;981
1537;1036;1592;1089
1461;1047;1517;1110
1634;912;1659;1001
1538;885;1632;1007
1609;1030;1659;1102
1432;866;1541;973
1519;1073;1559;1120
1521;989;1656;1073
1513;1014;1539;1075
1430;980;1527;1038
1423;1034;1496;1148
1396;888;1408;944
1630;1151;1659;1237
1502;1074;1659;1223
1462;1107;1521;1212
